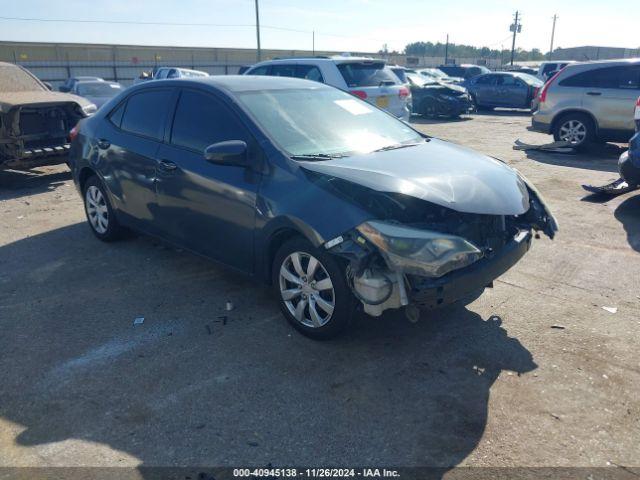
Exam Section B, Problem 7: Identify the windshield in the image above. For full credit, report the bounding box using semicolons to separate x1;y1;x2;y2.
407;73;432;87
77;82;121;96
337;62;399;87
0;65;45;92
237;87;423;157
424;68;447;79
513;72;543;86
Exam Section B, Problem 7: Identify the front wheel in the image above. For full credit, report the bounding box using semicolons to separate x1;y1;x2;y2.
272;237;355;339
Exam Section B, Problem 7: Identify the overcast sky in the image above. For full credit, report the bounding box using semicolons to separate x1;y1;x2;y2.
1;0;638;53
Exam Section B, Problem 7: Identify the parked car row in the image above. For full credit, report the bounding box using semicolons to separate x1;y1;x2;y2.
244;56;412;121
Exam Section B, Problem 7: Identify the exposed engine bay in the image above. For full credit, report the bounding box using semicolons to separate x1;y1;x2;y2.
316;175;557;318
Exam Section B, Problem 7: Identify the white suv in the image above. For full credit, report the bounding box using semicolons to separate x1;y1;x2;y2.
244;56;411;121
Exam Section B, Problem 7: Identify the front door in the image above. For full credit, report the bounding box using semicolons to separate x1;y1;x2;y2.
154;88;260;273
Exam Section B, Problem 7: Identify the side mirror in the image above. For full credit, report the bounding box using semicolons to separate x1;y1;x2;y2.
204;140;248;166
43;82;53;90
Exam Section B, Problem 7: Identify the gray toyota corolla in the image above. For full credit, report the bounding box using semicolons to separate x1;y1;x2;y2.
69;75;557;339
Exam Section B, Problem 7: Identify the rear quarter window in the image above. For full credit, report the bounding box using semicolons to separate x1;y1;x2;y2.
337;63;398;87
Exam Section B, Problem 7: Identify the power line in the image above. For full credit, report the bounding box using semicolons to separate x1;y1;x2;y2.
0;15;387;43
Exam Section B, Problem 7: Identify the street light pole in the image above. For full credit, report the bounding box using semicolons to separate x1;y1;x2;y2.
255;0;261;62
549;14;558;59
444;33;449;64
509;10;521;66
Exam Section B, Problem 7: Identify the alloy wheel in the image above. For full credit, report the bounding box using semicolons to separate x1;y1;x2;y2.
278;251;335;328
558;119;587;145
85;185;109;234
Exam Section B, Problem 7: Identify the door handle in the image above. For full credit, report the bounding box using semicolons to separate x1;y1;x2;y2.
586;91;602;96
157;159;178;172
96;139;110;149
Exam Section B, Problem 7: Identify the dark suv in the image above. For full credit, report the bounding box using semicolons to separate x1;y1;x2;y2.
69;76;557;339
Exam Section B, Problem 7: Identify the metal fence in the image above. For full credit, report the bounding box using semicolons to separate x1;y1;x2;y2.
13;61;247;88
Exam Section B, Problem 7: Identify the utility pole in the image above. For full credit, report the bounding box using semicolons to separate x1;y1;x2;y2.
509;10;522;65
254;0;261;62
444;34;449;64
312;30;315;56
548;14;557;59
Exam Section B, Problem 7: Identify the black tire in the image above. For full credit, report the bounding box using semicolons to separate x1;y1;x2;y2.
420;98;437;118
272;236;355;340
82;175;124;242
553;112;595;150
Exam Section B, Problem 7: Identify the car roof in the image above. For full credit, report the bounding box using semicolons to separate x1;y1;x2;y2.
131;75;330;93
250;56;384;67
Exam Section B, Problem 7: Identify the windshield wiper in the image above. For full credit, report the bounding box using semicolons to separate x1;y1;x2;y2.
373;142;424;153
290;153;348;161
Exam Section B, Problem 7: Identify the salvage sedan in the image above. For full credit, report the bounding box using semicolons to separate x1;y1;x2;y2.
406;73;473;118
69;76;557;339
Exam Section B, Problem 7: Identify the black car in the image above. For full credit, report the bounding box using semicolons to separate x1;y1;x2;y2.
405;72;473;118
439;64;491;80
465;72;544;111
69;76;557;339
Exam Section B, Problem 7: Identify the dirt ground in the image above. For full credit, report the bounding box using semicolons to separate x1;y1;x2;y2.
1;111;639;476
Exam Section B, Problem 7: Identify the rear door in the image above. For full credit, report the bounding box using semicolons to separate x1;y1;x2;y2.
472;74;498;105
154;88;260;272
96;88;174;233
336;61;407;117
563;65;640;132
495;74;529;107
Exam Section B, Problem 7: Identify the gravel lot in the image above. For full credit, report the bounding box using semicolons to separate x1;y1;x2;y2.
1;111;639;475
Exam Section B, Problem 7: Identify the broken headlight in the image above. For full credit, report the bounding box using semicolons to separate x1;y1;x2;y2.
356;220;483;278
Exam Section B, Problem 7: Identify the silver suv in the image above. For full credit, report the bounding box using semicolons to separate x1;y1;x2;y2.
532;59;640;148
244;56;411;121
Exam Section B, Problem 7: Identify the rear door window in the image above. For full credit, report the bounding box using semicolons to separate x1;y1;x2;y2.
270;64;297;77
170;89;249;152
474;75;496;85
296;65;324;82
337;62;398;87
497;75;520;86
248;65;270;76
120;89;173;140
560;66;640;89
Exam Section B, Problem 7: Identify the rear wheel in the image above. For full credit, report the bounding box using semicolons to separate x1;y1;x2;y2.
83;175;124;242
553;113;595;149
272;237;354;339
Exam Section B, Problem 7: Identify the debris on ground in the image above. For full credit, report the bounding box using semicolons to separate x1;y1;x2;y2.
582;178;639;197
225;301;234;311
513;139;575;154
551;324;566;330
602;306;618;314
133;316;145;325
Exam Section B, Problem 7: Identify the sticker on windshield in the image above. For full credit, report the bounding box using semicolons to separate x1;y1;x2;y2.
334;99;373;115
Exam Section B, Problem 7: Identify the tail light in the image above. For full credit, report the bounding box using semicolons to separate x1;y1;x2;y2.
398;86;410;98
538;70;562;104
350;90;368;100
69;123;80;143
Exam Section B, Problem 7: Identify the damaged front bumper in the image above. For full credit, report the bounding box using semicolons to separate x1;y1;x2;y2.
408;230;531;309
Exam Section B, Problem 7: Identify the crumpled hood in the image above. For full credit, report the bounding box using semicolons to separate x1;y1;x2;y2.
0;91;91;113
299;138;530;216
